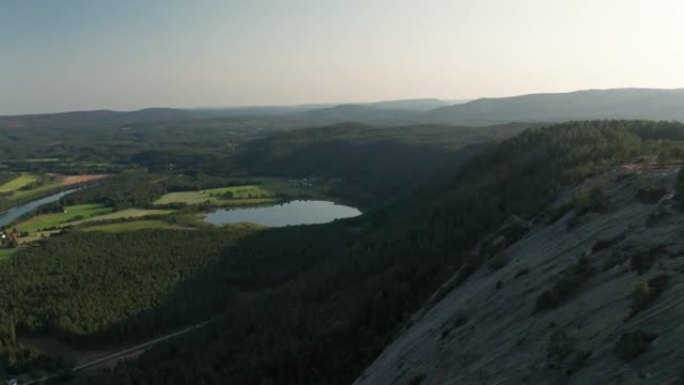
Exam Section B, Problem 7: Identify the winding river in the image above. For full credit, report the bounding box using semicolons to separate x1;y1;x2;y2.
0;189;77;228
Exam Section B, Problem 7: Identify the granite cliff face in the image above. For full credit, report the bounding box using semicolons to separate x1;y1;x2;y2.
355;164;684;385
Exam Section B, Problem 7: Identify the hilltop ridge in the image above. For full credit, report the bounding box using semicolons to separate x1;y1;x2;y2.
425;88;684;125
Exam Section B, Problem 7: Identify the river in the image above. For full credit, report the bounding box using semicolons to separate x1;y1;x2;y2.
0;189;77;228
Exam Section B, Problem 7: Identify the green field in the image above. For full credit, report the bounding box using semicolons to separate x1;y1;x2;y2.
0;173;39;193
69;208;175;226
15;204;113;232
0;173;65;206
154;184;273;205
0;248;19;261
81;220;177;232
151;179;326;207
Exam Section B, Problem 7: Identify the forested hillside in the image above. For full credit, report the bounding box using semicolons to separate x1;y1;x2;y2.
237;122;528;203
82;120;684;385
0;119;524;206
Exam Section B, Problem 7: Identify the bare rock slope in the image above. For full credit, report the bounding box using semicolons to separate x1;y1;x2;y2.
354;164;684;385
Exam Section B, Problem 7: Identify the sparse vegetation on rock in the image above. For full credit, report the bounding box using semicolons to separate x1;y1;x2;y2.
637;185;667;204
630;252;655;275
535;257;594;312
409;373;427;385
616;331;656;360
488;253;508;271
630;274;668;318
572;182;609;216
675;168;684;205
547;327;590;375
592;236;622;252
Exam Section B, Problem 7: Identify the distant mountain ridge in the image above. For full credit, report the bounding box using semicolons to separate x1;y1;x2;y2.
0;99;446;130
4;89;684;129
425;88;684;125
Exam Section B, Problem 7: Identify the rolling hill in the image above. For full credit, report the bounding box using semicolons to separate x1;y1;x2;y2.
426;88;684;125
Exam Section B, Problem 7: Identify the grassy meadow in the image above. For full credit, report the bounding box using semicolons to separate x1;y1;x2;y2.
81;220;178;232
68;208;175;226
154;184;273;205
0;173;39;193
153;178;326;206
15;204;113;232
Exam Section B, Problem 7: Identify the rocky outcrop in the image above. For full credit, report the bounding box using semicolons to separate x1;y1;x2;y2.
354;165;684;385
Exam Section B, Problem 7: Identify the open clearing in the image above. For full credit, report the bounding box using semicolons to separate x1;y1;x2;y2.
60;174;109;186
81;220;177;232
0;173;39;193
151;178;324;206
15;204;113;232
69;208;175;226
154;184;272;205
1;173;109;205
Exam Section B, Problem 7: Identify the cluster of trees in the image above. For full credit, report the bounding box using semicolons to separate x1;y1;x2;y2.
160;174;256;193
0;229;254;346
75;120;684;385
61;171;167;209
0;318;58;378
61;171;265;210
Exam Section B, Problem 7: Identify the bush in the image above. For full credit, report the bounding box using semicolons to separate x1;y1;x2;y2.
616;331;655;360
572;183;608;216
637;186;667;204
409;373;427;385
676;168;684;204
547;327;575;368
630;252;654;275
592;236;621;252
547;327;590;374
499;215;529;245
479;238;503;259
548;202;572;224
535;257;594;312
488;253;508;271
514;268;530;278
630;274;668;318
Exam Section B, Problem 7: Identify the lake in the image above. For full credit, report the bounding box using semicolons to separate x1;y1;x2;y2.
0;189;77;228
203;200;362;227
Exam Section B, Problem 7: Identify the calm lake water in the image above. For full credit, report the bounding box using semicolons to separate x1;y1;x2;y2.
0;189;76;228
203;200;362;227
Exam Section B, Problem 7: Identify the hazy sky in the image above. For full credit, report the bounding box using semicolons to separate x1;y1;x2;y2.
2;0;684;114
